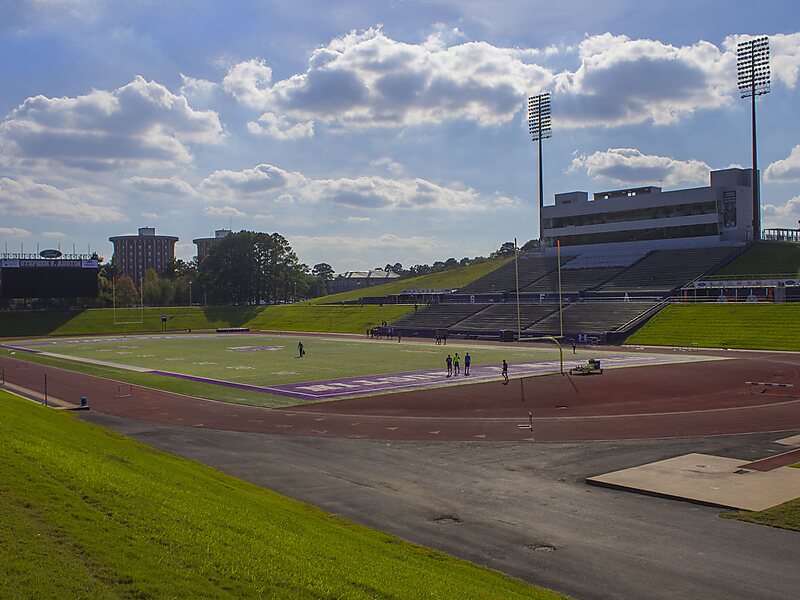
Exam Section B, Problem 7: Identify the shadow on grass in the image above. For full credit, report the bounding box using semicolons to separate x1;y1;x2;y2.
202;305;264;328
0;310;81;337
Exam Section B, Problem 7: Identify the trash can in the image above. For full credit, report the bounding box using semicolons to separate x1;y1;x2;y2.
80;396;88;408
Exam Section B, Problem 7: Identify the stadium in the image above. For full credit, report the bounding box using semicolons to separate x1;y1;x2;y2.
3;19;800;600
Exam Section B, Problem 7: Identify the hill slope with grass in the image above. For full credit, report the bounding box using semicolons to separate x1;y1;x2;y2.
716;242;800;277
310;257;512;304
0;390;562;598
626;303;800;350
0;304;414;338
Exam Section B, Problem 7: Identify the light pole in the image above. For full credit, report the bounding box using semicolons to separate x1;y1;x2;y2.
737;36;770;241
528;92;552;249
189;281;192;306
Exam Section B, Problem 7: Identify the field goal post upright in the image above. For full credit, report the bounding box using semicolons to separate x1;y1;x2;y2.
517;334;564;375
112;277;144;331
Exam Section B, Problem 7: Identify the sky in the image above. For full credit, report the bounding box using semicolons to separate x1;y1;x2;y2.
1;0;799;273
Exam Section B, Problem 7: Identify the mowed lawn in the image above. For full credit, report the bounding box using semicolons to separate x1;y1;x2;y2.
626;303;800;351
0;390;563;599
4;333;569;407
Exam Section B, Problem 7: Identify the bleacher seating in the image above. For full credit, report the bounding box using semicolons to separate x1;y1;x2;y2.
392;303;489;330
522;267;625;293
459;256;557;294
599;247;739;292
454;303;560;332
526;301;660;336
562;249;650;270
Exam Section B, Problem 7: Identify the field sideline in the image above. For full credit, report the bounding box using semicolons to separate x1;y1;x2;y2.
2;332;719;408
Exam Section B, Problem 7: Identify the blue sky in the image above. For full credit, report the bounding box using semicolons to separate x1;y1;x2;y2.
1;0;799;272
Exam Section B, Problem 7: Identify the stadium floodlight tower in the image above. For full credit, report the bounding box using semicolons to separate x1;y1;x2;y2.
737;36;770;241
528;92;552;248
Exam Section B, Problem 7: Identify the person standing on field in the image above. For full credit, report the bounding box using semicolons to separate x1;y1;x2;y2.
297;341;305;358
501;359;508;384
446;354;453;377
453;353;460;375
464;352;471;376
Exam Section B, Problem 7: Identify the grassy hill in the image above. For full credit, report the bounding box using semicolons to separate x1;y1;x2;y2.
716;242;800;277
0;304;415;339
626;303;800;351
310;257;512;304
0;390;561;598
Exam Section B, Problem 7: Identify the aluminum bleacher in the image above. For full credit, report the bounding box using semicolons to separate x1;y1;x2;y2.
522;267;625;293
599;247;739;292
393;303;490;330
526;301;660;336
458;256;557;294
454;303;560;333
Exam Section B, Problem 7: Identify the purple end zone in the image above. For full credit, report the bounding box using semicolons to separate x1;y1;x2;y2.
149;353;713;402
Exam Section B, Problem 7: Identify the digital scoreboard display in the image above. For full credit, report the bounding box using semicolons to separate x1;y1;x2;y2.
0;259;99;299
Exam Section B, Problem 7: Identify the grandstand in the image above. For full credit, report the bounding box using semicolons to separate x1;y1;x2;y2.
523;267;625;294
393;303;489;330
459;256;557;294
526;301;661;337
599;247;739;292
454;303;560;333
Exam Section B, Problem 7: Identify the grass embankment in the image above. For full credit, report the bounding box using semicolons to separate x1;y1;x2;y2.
0;390;563;599
309;257;512;305
626;304;800;351
716;241;800;276
727;497;800;532
0;304;414;338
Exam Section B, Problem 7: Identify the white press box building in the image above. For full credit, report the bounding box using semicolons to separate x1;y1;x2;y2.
542;168;755;255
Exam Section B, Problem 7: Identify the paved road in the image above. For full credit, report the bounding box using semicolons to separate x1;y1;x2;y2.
83;413;800;600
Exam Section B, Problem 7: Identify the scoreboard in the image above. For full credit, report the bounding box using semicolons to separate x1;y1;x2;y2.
0;258;99;299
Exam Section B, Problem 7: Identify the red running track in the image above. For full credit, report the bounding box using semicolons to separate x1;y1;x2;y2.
1;350;799;442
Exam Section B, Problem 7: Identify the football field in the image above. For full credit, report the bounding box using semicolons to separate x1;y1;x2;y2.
2;332;716;407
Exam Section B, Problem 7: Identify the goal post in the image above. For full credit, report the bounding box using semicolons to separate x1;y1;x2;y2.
516;334;565;375
112;278;144;327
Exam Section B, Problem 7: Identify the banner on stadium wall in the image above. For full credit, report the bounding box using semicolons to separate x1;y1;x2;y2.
1;259;98;269
689;279;799;289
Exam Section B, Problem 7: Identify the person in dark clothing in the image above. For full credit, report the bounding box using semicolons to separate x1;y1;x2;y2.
297;341;305;358
446;354;453;377
501;359;508;384
464;352;471;376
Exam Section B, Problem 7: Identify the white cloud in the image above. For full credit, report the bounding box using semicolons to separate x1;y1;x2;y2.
41;231;66;238
0;227;31;236
247;112;314;140
220;29;800;132
762;195;800;228
0;76;224;171
569;148;712;186
203;205;246;217
125;176;196;196
200;164;304;197
555;34;733;127
0;175;125;221
199;162;515;212
765;145;800;183
344;216;371;223
223;27;552;129
290;233;441;253
370;157;404;175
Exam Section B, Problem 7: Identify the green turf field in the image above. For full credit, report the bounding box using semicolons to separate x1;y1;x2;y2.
0;390;563;599
625;303;800;351
4;333;574;407
716;241;800;277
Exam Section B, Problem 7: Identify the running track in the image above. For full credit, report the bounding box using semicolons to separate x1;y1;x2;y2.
2;347;799;443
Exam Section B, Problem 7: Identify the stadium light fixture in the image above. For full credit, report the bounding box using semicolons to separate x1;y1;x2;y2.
528;92;552;247
737;36;770;241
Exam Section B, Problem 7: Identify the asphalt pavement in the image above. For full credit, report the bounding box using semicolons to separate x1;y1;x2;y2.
82;412;800;600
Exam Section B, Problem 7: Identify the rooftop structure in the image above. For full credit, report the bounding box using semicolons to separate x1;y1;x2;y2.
193;229;232;261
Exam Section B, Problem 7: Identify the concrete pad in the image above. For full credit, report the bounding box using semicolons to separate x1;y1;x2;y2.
587;453;800;511
775;434;800;446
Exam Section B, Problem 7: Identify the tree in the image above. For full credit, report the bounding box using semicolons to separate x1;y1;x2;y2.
490;241;516;258
113;275;138;307
199;231;309;304
312;263;335;281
